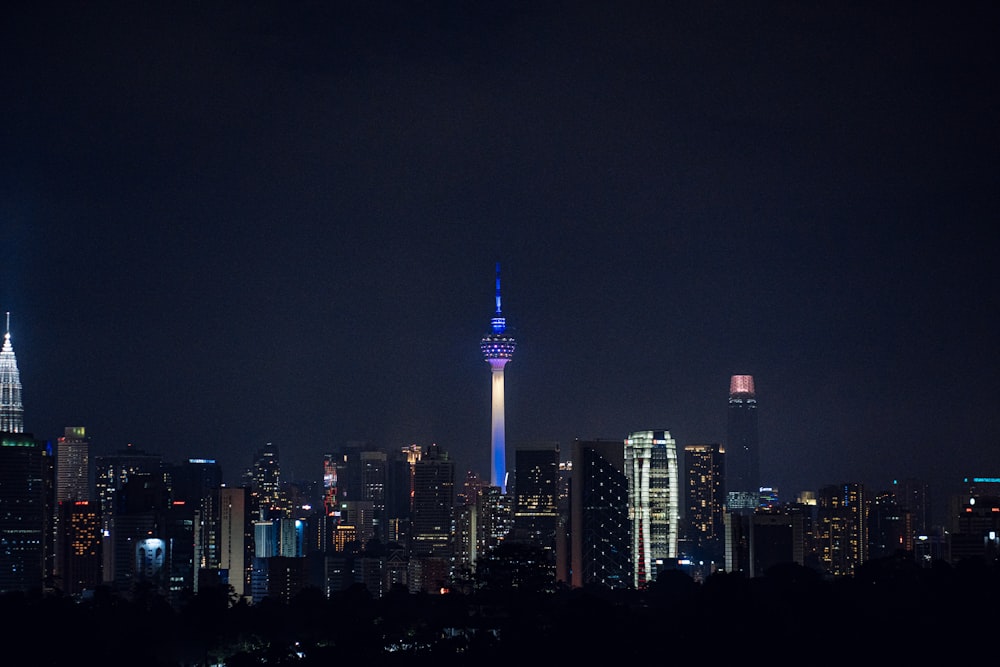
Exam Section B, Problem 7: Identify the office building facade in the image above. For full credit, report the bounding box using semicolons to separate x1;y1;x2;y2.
683;443;726;569
570;438;630;590
625;430;680;588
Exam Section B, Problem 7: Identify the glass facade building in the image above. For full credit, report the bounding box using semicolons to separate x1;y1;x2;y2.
683;443;726;567
625;430;679;588
570;438;630;589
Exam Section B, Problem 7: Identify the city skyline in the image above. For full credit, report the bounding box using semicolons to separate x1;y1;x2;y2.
2;3;997;504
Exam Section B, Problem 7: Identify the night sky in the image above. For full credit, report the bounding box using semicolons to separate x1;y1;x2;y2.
3;2;997;506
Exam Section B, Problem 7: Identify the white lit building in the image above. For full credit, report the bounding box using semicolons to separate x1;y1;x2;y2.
625;429;680;588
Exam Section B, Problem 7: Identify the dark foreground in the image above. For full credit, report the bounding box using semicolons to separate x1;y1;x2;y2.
5;555;998;665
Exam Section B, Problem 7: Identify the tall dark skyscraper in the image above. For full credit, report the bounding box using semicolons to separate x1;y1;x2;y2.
0;431;49;593
0;313;24;434
726;374;759;514
510;444;560;554
480;263;516;494
683;443;726;568
570;438;630;590
409;443;455;593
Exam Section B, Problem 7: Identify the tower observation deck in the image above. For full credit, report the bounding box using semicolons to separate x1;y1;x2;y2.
480;263;516;494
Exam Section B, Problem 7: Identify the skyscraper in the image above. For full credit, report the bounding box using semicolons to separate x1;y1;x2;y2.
54;426;92;584
56;500;101;595
726;374;759;514
218;486;249;597
510;444;560;561
570;438;630;590
625;430;680;588
409;443;455;560
816;482;867;577
94;443;164;538
480;263;516;494
409;443;455;593
0;432;50;593
683;443;726;569
251;443;281;520
0;313;24;434
56;426;91;504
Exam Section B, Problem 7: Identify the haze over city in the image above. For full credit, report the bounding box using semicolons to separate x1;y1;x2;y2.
2;2;997;507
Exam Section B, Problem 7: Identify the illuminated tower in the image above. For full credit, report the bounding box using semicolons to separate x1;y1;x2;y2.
480;263;516;494
625;430;679;588
0;312;24;434
726;374;759;514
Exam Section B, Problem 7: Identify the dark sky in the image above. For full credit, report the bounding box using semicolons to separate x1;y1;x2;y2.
2;2;997;504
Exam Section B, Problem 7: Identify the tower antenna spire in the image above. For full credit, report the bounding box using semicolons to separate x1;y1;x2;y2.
495;262;502;314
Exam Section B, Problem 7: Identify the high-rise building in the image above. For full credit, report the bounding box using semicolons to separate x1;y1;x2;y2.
56;426;91;504
56;500;101;595
54;427;92;582
409;444;455;559
893;477;932;536
556;460;572;584
570;438;630;590
93;443;164;586
0;313;24;434
408;443;455;593
218;486;249;598
726;374;759;514
453;470;487;578
625;430;680;588
386;447;417;547
510;444;560;549
0;432;51;593
0;315;51;593
867;489;913;560
816;482;868;577
508;444;561;585
167;457;223;579
683;443;726;569
358;450;388;546
162;499;197;606
94;443;164;538
251;442;282;520
480;263;516;494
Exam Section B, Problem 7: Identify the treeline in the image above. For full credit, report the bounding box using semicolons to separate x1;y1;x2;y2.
4;553;999;665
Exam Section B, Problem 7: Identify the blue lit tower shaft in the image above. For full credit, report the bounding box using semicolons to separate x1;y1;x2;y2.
480;263;516;494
